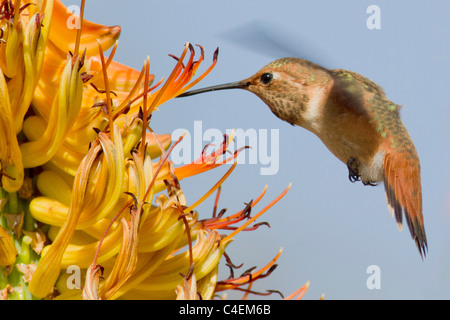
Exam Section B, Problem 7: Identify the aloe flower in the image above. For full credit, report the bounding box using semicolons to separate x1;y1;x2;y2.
0;0;309;300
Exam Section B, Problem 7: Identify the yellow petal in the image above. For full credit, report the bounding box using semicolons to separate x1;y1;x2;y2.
0;226;17;266
0;67;24;192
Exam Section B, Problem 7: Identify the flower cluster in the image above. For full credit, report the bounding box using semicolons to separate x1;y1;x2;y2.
0;0;307;300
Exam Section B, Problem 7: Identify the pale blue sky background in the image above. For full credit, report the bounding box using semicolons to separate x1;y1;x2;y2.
65;0;449;299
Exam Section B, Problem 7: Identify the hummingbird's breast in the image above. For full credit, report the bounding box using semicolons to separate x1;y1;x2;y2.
317;108;382;166
310;76;385;183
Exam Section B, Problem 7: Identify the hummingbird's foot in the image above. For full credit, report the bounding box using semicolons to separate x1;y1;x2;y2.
347;157;360;183
363;180;377;186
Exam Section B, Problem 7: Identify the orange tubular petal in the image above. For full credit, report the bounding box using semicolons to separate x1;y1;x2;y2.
284;281;310;300
123;76;165;116
192;45;206;73
86;42;121;86
97;40;114;139
202;185;268;230
183;161;237;214
174;157;229;181
241;282;253;300
140;56;151;157
50;0;121;56
143;133;186;202
174;133;245;181
74;0;86;55
147;43;190;113
177;47;219;95
215;248;283;291
222;184;291;242
170;44;195;93
112;64;146;119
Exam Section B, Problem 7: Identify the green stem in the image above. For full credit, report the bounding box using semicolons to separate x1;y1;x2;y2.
7;192;20;214
18;235;32;265
23;203;36;232
0;266;8;289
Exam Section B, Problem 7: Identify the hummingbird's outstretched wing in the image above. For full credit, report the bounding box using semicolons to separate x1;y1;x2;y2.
218;20;332;67
382;128;427;257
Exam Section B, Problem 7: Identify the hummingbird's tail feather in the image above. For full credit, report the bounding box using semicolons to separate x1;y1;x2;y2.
383;146;427;258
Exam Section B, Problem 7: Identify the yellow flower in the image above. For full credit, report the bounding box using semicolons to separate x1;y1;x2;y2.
0;0;311;300
0;225;17;266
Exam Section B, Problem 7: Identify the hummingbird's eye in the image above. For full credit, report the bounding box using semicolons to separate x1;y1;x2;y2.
260;73;273;85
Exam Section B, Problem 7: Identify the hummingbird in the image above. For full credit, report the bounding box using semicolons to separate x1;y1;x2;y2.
177;57;427;257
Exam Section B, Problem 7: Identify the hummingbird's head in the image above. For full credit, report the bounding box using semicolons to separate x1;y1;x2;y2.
177;57;333;128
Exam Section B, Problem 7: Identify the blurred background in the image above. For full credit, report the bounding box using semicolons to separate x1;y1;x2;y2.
62;0;450;299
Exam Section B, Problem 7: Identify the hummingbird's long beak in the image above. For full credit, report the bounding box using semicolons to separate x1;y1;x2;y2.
177;81;250;97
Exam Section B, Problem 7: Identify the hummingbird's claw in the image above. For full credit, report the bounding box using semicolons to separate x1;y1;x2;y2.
347;157;377;186
363;181;377;186
347;157;360;183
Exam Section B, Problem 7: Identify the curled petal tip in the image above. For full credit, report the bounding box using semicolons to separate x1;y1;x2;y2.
188;42;195;53
195;44;205;56
111;25;121;37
